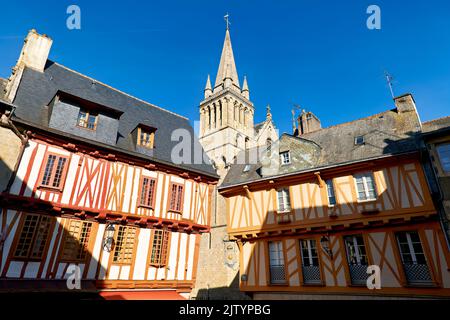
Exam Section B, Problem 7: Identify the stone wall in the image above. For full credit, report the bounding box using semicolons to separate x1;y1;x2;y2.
0;126;21;191
191;192;249;300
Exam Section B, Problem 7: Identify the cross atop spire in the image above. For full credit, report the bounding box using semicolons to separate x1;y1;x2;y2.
224;13;231;30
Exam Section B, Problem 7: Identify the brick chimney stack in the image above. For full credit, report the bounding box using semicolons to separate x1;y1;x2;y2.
297;110;321;136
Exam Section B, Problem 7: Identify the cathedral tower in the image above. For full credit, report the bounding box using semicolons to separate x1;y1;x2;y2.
198;27;256;178
192;22;278;300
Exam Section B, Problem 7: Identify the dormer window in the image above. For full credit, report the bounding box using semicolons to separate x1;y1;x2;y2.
354;135;365;145
138;127;155;149
243;164;251;172
77;109;98;130
280;151;291;165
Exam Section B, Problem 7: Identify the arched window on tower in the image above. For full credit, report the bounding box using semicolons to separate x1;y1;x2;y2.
219;101;223;126
208;107;211;129
266;138;272;155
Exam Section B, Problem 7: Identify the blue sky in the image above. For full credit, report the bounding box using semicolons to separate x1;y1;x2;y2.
0;0;449;134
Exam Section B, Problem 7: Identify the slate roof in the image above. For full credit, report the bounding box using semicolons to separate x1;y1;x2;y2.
422;116;450;134
221;107;423;188
4;61;217;177
254;122;265;134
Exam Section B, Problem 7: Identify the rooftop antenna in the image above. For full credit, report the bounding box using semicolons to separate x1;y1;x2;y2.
291;104;301;133
384;71;395;99
224;13;231;30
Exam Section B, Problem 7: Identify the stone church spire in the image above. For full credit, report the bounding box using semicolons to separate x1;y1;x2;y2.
214;29;240;90
204;74;212;98
242;76;249;99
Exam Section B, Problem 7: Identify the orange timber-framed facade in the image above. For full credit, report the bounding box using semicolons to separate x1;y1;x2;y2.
219;151;450;299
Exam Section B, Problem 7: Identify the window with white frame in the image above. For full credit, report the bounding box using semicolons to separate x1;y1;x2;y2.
300;239;321;284
354;172;377;201
268;241;286;284
344;235;369;285
280;151;291;165
396;231;432;285
276;188;291;213
436;143;450;173
326;179;336;206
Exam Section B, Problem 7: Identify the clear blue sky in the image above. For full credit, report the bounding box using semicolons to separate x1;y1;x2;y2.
0;1;449;134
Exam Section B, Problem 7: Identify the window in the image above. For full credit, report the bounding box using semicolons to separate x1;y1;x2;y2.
149;229;170;267
40;154;68;189
138;127;155;149
169;183;184;213
354;135;365;145
280;151;291;165
139;177;156;208
266;138;272;155
396;231;433;285
326;179;336;206
243;164;251;173
112;226;136;264
354;172;377;201
268;241;286;284
300;239;321;284
436;143;450;173
245;137;250;150
61;220;93;261
344;235;369;285
276;188;291;213
77;109;98;130
14;214;53;259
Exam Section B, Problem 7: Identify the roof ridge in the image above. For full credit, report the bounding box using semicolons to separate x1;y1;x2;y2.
422;115;450;124
300;109;395;137
52;61;188;120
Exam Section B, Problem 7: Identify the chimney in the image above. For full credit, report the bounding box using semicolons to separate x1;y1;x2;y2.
297;110;321;136
17;29;52;72
394;93;417;113
394;93;422;129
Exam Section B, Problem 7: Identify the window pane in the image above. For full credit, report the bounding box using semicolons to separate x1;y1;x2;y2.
355;173;377;201
14;215;39;258
30;216;52;259
113;226;136;264
277;188;290;212
396;232;432;284
52;157;67;188
437;143;450;172
41;155;56;186
87;114;97;129
326;179;336;205
150;229;170;266
269;241;286;284
77;110;87;127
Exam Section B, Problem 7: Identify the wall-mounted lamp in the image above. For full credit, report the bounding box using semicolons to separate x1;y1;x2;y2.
102;223;116;252
241;274;248;282
320;236;333;260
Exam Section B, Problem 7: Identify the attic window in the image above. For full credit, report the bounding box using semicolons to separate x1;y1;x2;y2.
280;151;291;165
243;164;251;172
77;109;98;130
354;135;365;145
138;127;155;149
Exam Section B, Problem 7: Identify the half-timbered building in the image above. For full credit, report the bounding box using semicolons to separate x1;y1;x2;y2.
219;93;450;299
0;30;218;299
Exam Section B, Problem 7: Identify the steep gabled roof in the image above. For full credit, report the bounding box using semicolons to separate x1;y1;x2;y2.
221;107;423;188
8;60;217;177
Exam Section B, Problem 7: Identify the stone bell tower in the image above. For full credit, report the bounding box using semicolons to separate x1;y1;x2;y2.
198;27;255;179
193;20;277;300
